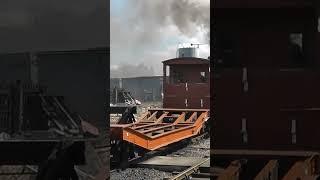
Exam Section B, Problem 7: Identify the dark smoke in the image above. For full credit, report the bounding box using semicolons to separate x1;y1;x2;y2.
111;0;210;78
0;0;108;53
128;0;210;43
170;0;210;42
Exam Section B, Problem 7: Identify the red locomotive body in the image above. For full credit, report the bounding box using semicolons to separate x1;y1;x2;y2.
214;0;320;152
163;57;210;109
213;1;320;178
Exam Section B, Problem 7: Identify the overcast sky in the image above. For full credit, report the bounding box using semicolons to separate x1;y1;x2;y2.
110;0;210;78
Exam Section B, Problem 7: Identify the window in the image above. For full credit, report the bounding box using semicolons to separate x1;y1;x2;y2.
172;71;184;84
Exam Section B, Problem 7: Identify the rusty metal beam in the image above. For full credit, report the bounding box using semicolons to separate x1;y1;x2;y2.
254;160;278;180
123;124;194;150
217;160;242;180
139;124;175;134
282;154;320;180
185;112;197;123
154;112;169;123
131;123;169;130
147;111;158;122
149;108;209;112
173;112;185;125
137;112;150;123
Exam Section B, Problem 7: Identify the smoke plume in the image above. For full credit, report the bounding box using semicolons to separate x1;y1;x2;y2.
127;0;210;43
111;0;210;78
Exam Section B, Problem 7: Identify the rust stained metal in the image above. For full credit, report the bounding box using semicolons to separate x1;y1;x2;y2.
217;160;242;180
147;111;158;122
154;112;169;123
110;108;209;150
185;112;197;122
137;112;150;122
172;112;186;124
282;154;320;180
148;108;210;112
254;160;279;180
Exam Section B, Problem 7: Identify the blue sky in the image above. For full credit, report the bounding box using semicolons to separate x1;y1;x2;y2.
111;0;126;16
110;0;210;78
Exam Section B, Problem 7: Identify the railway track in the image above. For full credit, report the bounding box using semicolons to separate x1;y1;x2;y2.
111;135;210;180
165;158;210;180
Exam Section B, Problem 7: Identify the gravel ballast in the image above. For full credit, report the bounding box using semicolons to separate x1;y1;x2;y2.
110;168;171;180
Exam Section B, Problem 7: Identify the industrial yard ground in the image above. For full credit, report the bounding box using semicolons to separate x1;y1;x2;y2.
110;137;209;180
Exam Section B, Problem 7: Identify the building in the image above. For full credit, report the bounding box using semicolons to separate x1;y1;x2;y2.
110;76;163;102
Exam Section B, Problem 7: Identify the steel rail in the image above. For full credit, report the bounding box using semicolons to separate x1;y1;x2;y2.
169;158;209;180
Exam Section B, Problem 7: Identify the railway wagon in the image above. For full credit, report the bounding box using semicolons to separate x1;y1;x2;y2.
213;0;320;179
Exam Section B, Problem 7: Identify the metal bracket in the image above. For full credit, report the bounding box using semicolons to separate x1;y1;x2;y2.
242;67;248;92
241;118;248;143
291;119;296;144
